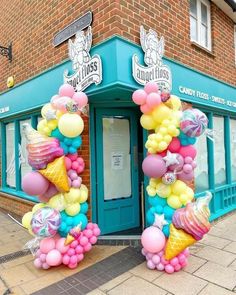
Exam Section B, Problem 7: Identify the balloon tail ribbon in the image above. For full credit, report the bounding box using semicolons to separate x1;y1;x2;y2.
7;214;25;228
204;129;215;142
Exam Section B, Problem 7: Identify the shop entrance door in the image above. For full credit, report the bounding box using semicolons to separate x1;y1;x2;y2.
95;108;140;235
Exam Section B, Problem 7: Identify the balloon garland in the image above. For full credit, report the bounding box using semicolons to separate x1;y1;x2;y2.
22;84;100;270
132;81;212;274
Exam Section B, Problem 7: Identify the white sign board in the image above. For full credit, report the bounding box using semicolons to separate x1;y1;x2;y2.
64;26;102;92
132;26;172;91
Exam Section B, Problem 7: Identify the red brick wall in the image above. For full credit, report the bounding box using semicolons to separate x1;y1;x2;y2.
0;0;236;93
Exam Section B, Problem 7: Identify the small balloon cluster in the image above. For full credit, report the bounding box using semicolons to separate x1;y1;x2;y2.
132;82;212;274
21;84;100;270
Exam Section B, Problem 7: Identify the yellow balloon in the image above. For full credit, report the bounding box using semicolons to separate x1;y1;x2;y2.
64;188;81;204
179;194;189;206
171;180;187;195
37;119;47;132
165;95;181;111
41;103;54;119
48;193;66;211
156;183;171;198
32;203;46;213
47;119;58;130
158;141;168;151
65;203;81;216
146;186;156;197
167;195;182;209
58;113;84;138
149;178;160;187
152;104;172;123
22;212;33;229
140;114;156;130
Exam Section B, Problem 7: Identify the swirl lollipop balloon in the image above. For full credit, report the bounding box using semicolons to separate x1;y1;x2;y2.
23;123;64;170
31;207;61;237
172;192;212;240
180;109;208;137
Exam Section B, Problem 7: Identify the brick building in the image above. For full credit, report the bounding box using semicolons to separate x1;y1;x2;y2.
0;0;236;235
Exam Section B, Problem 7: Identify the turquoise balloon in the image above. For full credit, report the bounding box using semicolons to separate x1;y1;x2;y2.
163;206;175;220
60;142;69;154
80;202;89;214
66;216;73;226
73;213;88;230
155;205;164;214
148;196;167;207
51;128;65;141
64;138;73;146
72;137;82;148
68;146;77;154
146;209;155;225
163;223;170;237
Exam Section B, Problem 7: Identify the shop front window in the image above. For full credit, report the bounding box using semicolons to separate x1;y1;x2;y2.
230;118;236;182
6;122;16;188
195;132;209;192
20;119;32;180
213;116;226;186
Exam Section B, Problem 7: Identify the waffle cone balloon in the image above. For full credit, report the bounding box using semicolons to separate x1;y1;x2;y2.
165;224;196;260
172;192;212;240
39;156;70;192
23;123;64;170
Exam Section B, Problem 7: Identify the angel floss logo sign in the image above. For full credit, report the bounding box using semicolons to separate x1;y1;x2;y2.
132;26;172;91
64;26;102;92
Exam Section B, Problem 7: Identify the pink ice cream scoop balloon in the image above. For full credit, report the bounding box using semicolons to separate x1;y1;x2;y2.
172;192;212;240
23;124;64;170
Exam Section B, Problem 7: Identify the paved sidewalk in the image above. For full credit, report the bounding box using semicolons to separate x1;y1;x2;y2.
0;210;235;294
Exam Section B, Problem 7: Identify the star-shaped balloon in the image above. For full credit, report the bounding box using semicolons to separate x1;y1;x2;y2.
45;109;57;121
163;151;179;167
153;213;168;230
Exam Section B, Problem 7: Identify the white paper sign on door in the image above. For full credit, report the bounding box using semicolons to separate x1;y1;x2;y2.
111;152;123;170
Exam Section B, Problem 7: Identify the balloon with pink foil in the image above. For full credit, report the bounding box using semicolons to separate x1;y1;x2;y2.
172;192;212;240
23;123;64;170
180;109;208;137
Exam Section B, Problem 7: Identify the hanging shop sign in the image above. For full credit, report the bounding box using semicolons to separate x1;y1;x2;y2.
64;26;102;92
53;11;92;47
132;26;172;91
178;85;236;108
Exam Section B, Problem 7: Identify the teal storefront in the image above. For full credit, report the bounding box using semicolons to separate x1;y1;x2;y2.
0;36;236;235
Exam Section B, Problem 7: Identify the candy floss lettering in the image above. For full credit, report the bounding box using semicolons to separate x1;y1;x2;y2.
132;26;172;91
64;26;102;92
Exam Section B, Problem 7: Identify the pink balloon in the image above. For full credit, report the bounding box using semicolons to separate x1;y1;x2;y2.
178;170;194;181
132;89;147;105
73;92;88;108
140;103;152;114
80;236;88;246
168;138;181;153
146;93;161;108
184;156;193;164
67;153;78;161
56;238;69;254
40;253;47;262
93;227;101;236
65;157;72;170
71;240;79;248
147;260;156;269
160;256;169;265
165;264;175;274
68;248;75;256
68;262;77;269
34;258;42;268
174;264;182;272
89;236;97;244
183;164;193;173
144;81;159;94
87;223;94;230
141;226;166;253
70;255;78;265
38;195;50;203
152;254;161;265
156;263;165;271
178;253;186;264
39;183;58;200
77;253;84;262
62;254;70;265
75;245;84;254
142;155;167;178
59;84;75;98
70;172;78;181
22;172;49;196
84;243;92;252
42;262;50;269
50;94;59;105
40;238;56;254
72;161;79;170
179;145;197;159
84;229;93;238
170;257;179;266
46;249;62;266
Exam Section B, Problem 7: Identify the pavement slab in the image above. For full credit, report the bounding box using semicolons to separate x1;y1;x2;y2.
198;283;236;295
194;261;236;290
201;234;232;249
183;254;207;273
224;242;236;254
153;271;207;295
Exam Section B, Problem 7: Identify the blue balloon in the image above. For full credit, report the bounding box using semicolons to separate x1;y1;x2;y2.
58;211;88;237
66;216;73;226
60;142;69;154
155;205;164;214
148;196;167;207
163;223;170;237
72;137;82;148
146;209;155;225
64;138;73;146
163;205;175;220
51;128;65;141
178;130;197;146
80;202;89;214
68;146;77;154
73;213;88;230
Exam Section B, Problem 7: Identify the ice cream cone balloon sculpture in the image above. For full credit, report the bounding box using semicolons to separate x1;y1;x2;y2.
21;84;100;270
134;81;212;274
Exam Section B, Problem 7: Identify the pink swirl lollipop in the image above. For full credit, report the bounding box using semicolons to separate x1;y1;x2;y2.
180;109;208;137
31;207;61;237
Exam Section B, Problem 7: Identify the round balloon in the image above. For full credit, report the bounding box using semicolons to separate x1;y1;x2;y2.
31;207;61;237
58;113;84;138
180;109;208;137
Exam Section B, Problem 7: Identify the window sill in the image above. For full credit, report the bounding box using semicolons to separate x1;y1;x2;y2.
191;41;215;57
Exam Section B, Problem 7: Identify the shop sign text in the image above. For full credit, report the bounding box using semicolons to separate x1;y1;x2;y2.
179;86;236;108
64;26;102;92
0;106;9;114
132;26;172;91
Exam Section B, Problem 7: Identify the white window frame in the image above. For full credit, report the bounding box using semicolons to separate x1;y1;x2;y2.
190;0;212;51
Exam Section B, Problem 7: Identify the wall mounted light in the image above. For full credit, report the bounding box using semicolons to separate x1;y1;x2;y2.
0;43;12;62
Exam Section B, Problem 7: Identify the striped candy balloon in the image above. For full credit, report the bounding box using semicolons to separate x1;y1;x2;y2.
31;207;61;237
180;109;208;137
